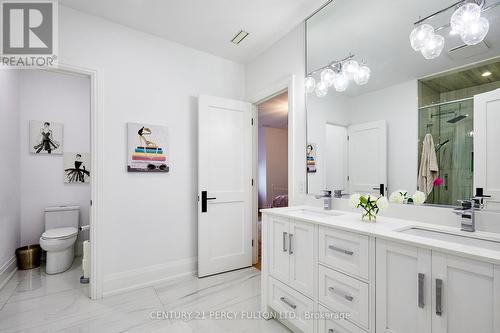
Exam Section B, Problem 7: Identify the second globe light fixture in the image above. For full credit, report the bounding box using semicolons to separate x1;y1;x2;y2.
305;55;371;97
410;0;493;60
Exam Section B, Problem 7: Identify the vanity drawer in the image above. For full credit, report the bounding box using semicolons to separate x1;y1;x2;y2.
318;226;369;280
318;305;367;333
268;277;314;333
318;265;369;329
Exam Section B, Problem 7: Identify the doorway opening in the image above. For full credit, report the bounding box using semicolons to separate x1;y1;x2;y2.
255;91;289;269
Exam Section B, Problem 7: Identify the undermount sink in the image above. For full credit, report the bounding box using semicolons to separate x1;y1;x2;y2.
289;209;343;218
398;227;500;251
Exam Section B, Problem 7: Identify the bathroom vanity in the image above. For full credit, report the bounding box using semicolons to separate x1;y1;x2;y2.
261;206;500;333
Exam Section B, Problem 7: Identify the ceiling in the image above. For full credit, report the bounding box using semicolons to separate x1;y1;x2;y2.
421;59;500;92
258;91;288;129
59;0;329;64
306;0;500;97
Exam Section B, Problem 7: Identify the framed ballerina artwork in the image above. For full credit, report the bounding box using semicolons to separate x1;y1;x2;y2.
64;152;91;184
127;123;169;173
29;120;63;155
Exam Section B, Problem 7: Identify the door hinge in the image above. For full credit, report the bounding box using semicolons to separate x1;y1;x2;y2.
251;118;254;126
90;200;92;206
252;240;254;247
347;176;350;181
347;135;350;141
251;178;254;186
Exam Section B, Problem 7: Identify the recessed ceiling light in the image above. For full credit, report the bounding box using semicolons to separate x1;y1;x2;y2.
230;30;249;45
481;71;492;77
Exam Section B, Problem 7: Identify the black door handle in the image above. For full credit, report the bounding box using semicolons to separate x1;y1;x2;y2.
201;191;216;213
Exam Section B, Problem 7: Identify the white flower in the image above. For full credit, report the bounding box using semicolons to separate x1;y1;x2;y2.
389;190;407;204
377;196;389;212
412;191;426;205
349;193;361;208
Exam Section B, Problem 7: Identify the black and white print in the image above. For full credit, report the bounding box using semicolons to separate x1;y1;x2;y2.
30;120;63;155
64;152;90;184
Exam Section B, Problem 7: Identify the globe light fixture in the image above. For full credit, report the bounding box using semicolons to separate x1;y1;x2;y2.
409;24;435;51
450;3;482;35
343;60;360;79
460;16;489;45
421;34;445;59
354;65;371;85
305;76;316;94
320;68;336;87
333;72;349;92
315;80;328;97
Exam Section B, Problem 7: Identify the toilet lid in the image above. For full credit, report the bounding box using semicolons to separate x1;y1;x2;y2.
42;227;78;240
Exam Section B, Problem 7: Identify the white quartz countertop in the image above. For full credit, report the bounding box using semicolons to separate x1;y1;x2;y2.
261;205;500;265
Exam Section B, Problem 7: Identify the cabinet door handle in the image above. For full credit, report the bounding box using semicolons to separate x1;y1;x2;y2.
418;273;425;308
289;234;294;255
280;296;297;309
436;278;443;316
328;329;336;333
328;286;354;302
328;245;354;256
282;232;288;252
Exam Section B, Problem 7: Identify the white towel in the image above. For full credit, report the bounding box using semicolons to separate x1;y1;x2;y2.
418;133;439;196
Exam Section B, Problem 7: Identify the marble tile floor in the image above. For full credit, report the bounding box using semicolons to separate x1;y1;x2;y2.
0;261;291;333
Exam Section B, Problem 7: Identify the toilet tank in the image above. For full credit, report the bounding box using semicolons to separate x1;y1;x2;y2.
44;206;80;230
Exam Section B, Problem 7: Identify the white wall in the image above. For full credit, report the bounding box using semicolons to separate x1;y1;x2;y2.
265;127;288;207
18;70;91;252
58;6;246;294
0;70;21;277
246;25;307;205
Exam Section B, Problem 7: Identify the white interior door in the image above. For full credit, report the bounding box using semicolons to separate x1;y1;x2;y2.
474;89;500;210
198;95;253;277
348;121;387;195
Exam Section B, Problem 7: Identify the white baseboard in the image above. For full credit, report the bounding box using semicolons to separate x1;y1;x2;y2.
102;257;197;297
0;257;17;291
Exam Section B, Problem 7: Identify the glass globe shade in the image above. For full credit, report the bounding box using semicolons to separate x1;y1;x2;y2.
343;60;359;79
354;66;371;85
460;16;489;45
333;72;349;92
420;34;445;59
450;3;482;35
305;76;316;94
315;80;328;97
320;68;336;87
409;24;435;51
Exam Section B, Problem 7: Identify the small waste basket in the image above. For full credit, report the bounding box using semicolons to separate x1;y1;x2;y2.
15;245;41;270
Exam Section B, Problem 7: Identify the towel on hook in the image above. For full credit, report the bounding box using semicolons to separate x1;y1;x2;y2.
418;133;439;196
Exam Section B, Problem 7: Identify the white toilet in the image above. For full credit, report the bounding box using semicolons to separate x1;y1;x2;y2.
39;206;80;274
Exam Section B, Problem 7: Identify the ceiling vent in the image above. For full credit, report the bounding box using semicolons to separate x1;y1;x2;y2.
230;30;249;45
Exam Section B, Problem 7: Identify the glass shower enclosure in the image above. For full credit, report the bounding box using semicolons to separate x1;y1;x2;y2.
418;99;474;205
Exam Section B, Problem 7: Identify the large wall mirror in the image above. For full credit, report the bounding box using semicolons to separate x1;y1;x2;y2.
305;0;500;209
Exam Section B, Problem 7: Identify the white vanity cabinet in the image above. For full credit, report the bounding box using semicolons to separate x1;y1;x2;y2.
376;239;500;333
268;215;315;297
263;210;500;333
431;253;500;333
375;240;432;333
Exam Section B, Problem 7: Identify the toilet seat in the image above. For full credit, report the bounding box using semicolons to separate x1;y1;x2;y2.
41;227;78;240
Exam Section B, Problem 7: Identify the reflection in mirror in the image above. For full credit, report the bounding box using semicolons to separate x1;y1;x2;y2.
306;0;500;208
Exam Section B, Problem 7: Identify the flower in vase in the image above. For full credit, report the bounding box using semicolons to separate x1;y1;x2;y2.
434;177;444;187
412;191;426;205
389;190;408;204
350;193;361;208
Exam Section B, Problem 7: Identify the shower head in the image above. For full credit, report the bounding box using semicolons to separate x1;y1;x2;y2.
447;114;468;123
435;139;450;152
